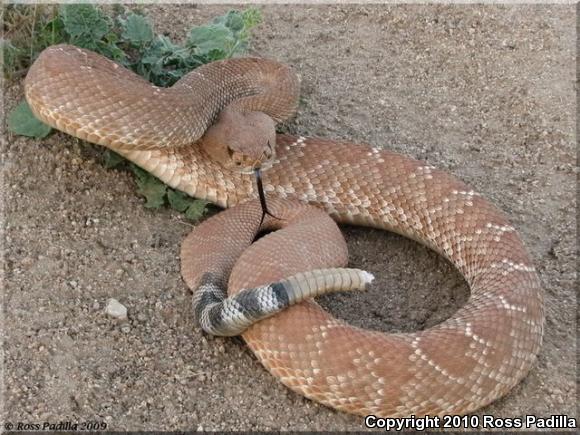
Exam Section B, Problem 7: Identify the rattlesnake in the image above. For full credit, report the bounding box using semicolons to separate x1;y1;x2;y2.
24;44;543;417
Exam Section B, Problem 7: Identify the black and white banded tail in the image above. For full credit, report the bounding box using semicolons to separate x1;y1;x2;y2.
193;268;374;336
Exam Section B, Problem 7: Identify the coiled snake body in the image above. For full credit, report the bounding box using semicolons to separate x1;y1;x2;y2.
25;45;543;417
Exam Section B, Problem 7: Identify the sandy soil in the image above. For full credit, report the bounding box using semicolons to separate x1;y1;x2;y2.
2;4;576;432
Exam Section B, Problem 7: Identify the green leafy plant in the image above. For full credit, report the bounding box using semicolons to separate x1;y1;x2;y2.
7;100;52;139
126;8;262;87
5;4;262;220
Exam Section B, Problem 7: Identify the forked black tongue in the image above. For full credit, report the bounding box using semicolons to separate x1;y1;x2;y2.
255;168;278;226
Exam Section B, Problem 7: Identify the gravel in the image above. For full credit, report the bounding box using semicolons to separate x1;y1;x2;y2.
105;298;128;320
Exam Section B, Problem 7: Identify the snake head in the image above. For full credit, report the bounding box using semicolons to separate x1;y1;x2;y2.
199;107;277;173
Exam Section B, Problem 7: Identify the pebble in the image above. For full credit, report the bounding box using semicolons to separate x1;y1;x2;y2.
105;298;127;320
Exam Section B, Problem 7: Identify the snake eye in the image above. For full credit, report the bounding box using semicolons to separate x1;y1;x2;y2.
227;147;243;166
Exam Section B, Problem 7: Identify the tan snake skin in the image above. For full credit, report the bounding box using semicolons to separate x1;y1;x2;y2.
24;45;544;417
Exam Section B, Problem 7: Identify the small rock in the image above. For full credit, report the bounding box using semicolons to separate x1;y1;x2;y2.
105;298;127;320
121;324;131;334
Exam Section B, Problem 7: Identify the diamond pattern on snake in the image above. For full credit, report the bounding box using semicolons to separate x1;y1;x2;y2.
24;44;543;417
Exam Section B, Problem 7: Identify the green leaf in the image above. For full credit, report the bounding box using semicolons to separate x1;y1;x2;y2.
60;4;111;49
242;8;262;31
103;150;126;169
132;166;167;208
185;200;209;221
121;13;154;46
210;9;262;56
205;48;228;62
123;8;260;87
187;24;235;56
167;189;194;212
95;39;126;62
40;16;66;46
7;100;52;139
152;34;180;54
216;11;244;34
131;165;149;182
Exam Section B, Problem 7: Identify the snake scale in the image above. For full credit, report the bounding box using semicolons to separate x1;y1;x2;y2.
24;44;543;417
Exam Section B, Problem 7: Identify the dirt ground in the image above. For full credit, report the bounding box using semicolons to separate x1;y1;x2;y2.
2;4;576;432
